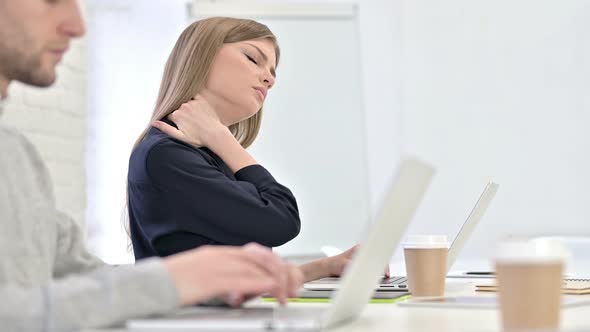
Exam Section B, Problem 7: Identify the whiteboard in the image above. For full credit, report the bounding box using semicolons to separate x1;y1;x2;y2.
189;1;370;256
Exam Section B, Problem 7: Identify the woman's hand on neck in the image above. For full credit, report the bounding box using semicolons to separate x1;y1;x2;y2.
153;93;257;173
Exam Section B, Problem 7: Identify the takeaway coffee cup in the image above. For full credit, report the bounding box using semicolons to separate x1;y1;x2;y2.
495;238;569;331
403;235;449;297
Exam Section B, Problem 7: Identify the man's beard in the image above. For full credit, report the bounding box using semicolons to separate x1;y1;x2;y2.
0;13;58;89
0;41;56;89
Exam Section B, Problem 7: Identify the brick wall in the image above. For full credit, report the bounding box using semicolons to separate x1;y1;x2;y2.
2;39;88;228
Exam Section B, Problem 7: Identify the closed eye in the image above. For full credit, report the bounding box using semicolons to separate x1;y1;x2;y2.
245;53;258;65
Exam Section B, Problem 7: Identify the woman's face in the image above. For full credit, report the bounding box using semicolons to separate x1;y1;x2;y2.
201;38;277;126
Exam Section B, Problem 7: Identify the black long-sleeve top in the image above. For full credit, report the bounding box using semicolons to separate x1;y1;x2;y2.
127;126;301;260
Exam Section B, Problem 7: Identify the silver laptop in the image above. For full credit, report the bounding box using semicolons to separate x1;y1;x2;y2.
305;181;499;292
126;157;434;331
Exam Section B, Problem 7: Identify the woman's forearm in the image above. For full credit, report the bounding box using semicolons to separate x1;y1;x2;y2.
299;258;333;283
208;128;257;173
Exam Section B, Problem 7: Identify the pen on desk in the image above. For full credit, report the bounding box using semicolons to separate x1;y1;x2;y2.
464;271;495;276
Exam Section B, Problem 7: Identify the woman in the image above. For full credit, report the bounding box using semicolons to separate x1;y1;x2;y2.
127;17;373;282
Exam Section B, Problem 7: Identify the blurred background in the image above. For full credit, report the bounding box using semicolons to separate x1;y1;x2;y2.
3;0;589;274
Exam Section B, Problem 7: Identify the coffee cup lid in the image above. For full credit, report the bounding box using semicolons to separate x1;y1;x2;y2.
403;235;449;249
495;238;570;264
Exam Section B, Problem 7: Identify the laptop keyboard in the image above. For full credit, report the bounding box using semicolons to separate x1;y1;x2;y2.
306;276;408;290
380;276;408;287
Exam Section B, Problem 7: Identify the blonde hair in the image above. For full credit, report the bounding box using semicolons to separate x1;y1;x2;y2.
133;16;280;150
124;17;280;249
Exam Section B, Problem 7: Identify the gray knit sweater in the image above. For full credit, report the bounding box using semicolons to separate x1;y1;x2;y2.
0;101;180;331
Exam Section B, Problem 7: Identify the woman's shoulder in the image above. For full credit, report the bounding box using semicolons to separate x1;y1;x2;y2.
131;127;214;168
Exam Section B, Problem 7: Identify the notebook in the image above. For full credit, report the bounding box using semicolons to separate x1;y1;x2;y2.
475;278;590;295
398;294;590;309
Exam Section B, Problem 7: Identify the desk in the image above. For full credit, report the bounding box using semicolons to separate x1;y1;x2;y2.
83;278;590;332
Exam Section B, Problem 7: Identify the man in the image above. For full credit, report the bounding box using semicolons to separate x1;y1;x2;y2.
0;0;302;330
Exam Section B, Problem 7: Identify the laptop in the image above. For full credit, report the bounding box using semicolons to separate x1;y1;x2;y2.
304;181;499;292
126;157;434;331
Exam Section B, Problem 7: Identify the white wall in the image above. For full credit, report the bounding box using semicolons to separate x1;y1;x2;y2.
397;0;590;268
2;33;88;229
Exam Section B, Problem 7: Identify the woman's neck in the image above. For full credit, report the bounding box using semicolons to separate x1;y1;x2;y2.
198;89;234;127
